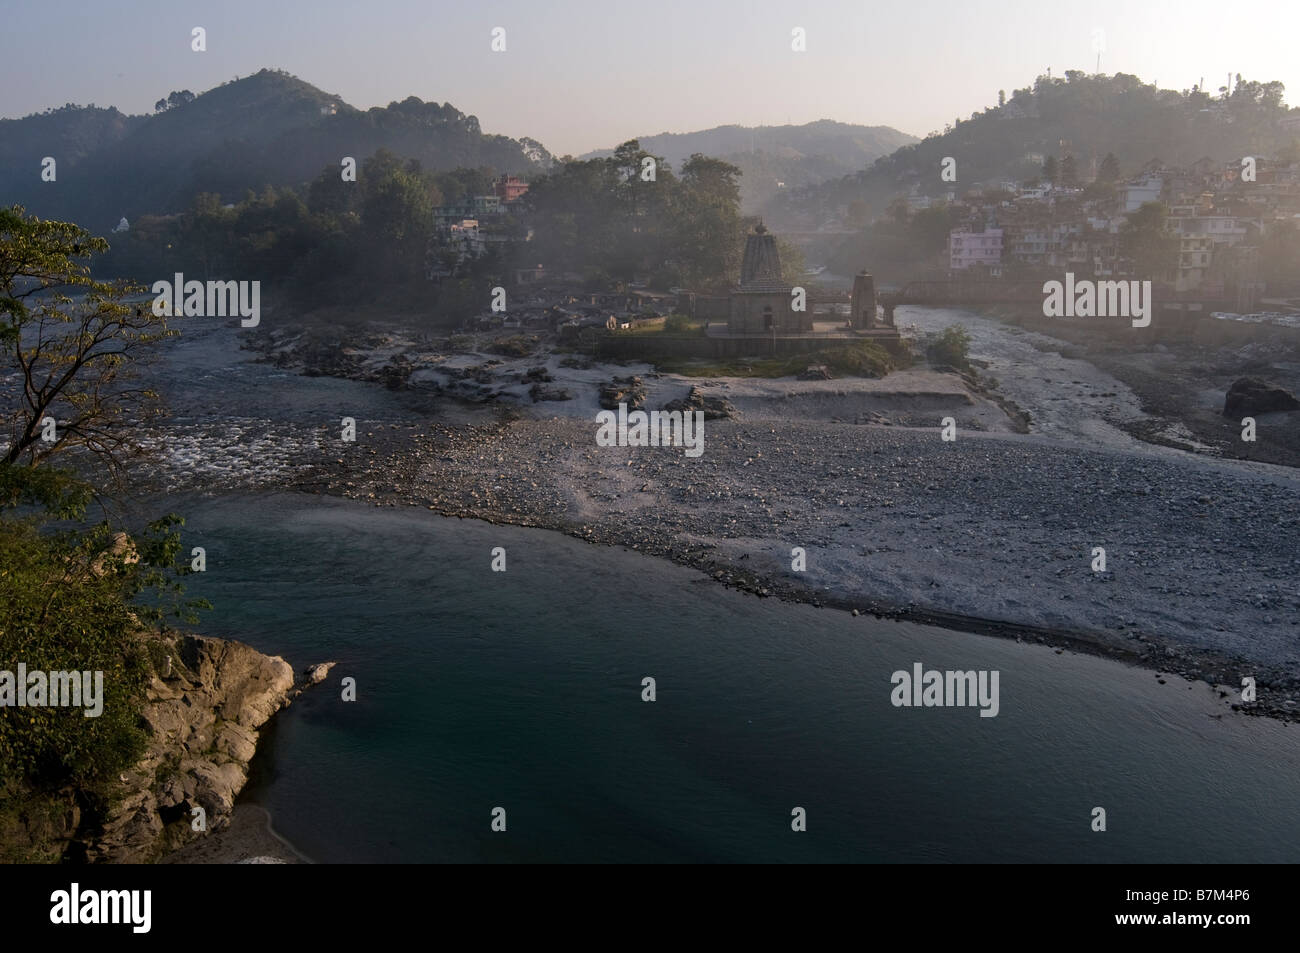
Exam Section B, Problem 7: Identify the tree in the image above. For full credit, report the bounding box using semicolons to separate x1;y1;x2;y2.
674;155;745;290
1;209;210;821
1120;201;1177;279
153;90;195;113
1042;155;1058;185
776;235;806;286
360;153;437;280
1097;152;1120;183
1;207;173;506
998;90;1006;107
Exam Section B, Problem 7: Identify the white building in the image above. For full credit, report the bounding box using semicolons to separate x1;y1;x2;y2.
949;227;1003;273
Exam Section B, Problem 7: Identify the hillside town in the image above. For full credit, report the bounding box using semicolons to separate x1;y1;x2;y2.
427;150;1300;334
939;155;1300;314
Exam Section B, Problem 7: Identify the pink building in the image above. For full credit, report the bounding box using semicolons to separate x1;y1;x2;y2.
495;174;529;203
949;227;1003;273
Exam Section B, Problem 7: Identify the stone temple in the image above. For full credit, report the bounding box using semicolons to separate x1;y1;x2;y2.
728;223;811;333
725;223;892;337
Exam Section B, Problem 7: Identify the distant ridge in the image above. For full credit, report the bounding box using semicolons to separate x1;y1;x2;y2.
0;68;554;230
581;120;917;212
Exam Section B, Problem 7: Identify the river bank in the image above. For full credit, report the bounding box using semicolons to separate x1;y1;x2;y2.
127;308;1298;864
949;303;1300;467
276;411;1299;721
134;315;1300;727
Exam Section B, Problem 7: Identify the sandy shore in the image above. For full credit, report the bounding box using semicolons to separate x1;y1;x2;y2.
161;805;308;864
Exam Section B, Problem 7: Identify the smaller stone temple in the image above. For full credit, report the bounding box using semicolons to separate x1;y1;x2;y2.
851;271;885;329
727;223;812;333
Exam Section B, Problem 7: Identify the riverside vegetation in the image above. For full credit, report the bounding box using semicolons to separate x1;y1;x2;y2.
0;207;302;862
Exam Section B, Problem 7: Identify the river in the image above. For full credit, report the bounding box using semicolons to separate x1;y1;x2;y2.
166;491;1300;863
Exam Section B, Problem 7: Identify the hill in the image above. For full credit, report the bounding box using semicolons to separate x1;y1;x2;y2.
581;120;917;213
0;69;554;231
768;71;1300;232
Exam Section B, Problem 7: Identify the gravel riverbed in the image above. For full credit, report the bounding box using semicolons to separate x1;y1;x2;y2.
135;314;1300;722
275;410;1300;720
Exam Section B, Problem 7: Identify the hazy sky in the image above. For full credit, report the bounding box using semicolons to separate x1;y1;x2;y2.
3;0;1297;155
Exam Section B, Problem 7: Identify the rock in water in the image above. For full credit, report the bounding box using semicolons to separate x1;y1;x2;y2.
303;661;338;685
1223;377;1300;417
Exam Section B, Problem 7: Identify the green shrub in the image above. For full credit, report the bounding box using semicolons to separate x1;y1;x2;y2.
0;519;149;786
928;325;971;368
0;513;207;789
661;314;702;335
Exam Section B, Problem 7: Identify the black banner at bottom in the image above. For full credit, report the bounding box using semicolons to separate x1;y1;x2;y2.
0;862;1277;941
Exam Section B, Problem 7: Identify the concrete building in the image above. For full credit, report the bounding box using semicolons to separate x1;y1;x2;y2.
433;196;502;233
1176;234;1213;291
495;175;529;203
949;227;1003;272
1175;215;1249;247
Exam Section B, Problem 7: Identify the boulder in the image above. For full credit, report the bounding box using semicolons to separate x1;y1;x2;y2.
379;356;413;391
599;376;647;411
1223;377;1300;417
90;532;139;577
302;661;337;686
662;386;738;421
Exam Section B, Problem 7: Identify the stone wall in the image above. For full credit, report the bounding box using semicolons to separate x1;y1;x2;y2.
593;331;906;361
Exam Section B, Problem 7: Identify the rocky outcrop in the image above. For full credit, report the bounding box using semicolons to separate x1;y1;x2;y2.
662;386;738;420
380;355;414;391
599;376;647;411
1223;377;1300;417
301;661;337;686
76;632;302;863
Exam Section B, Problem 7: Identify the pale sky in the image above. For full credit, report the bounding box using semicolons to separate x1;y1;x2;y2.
3;0;1297;156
